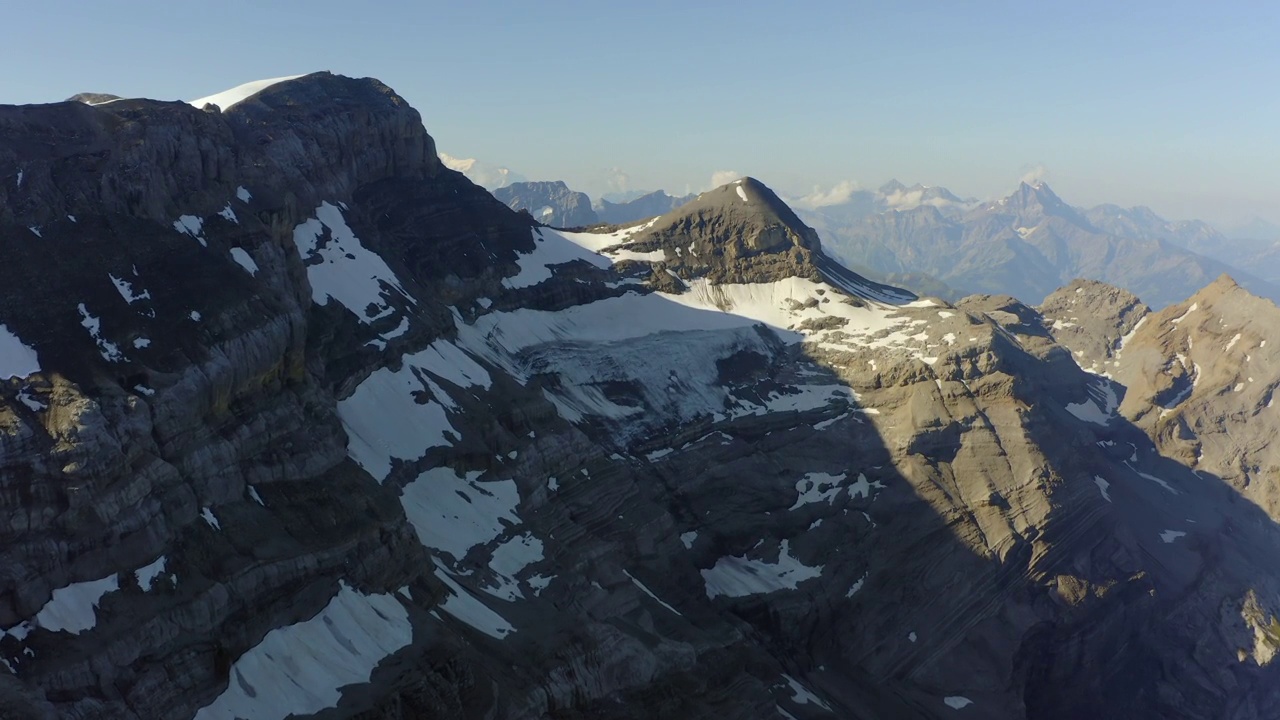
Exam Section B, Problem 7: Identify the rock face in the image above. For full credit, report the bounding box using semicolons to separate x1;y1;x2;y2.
4;72;1280;720
492;180;598;227
1038;278;1150;375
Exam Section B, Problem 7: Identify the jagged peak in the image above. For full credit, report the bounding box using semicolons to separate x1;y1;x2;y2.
1013;180;1062;203
1190;273;1244;300
878;179;908;195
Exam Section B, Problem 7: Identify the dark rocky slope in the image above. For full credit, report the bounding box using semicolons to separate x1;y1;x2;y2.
0;73;1279;720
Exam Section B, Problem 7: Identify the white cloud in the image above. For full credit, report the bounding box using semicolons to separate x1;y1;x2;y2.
1019;163;1051;187
793;180;861;209
438;152;525;189
709;170;741;189
603;167;631;195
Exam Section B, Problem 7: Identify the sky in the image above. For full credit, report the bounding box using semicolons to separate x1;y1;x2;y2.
3;0;1277;226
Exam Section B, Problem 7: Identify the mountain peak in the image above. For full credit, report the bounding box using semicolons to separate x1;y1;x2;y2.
1016;179;1059;200
986;180;1084;223
879;179;909;195
619;177;913;301
1192;273;1244;300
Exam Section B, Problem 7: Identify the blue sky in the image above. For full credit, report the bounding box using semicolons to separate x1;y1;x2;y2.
3;1;1276;224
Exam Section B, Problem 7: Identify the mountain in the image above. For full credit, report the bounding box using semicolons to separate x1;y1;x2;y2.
1044;275;1280;520
813;181;1280;308
1226;217;1280;242
1084;203;1221;246
794;180;975;227
5;72;1280;720
595;189;696;225
492;180;599;227
490;182;695;228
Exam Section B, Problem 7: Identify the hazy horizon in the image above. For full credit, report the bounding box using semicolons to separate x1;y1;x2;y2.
4;1;1275;227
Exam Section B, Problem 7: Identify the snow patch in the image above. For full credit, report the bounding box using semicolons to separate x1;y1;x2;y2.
1124;462;1178;495
218;204;238;224
1160;530;1186;543
781;675;832;712
188;74;305;111
624;570;683;616
400;468;520;560
846;572;868;598
173;215;206;246
503;227;613;289
680;531;698;549
736;185;749;203
134;557;167;591
0;324;40;380
192;582;411;720
293;202;416;324
483;533;545;601
1170;303;1198;325
944;696;973;710
34;574;119;634
432;561;515;639
790;472;848;509
109;273;151;305
201;507;220;529
1094;476;1112;502
337;367;458;483
236;186;252;202
702;540;823;598
77;304;125;362
1066;379;1118;426
229;248;259;276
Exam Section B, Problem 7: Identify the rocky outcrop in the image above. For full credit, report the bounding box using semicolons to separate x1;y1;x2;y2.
1038;278;1150;375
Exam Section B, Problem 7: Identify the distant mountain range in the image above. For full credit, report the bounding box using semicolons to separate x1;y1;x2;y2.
802;180;1280;307
460;167;1280;309
487;180;695;227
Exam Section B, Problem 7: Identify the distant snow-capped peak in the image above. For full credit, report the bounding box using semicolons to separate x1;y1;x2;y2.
438;153;525;190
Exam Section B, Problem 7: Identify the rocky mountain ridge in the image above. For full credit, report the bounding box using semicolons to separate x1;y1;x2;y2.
2;72;1280;720
483;170;1280;309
